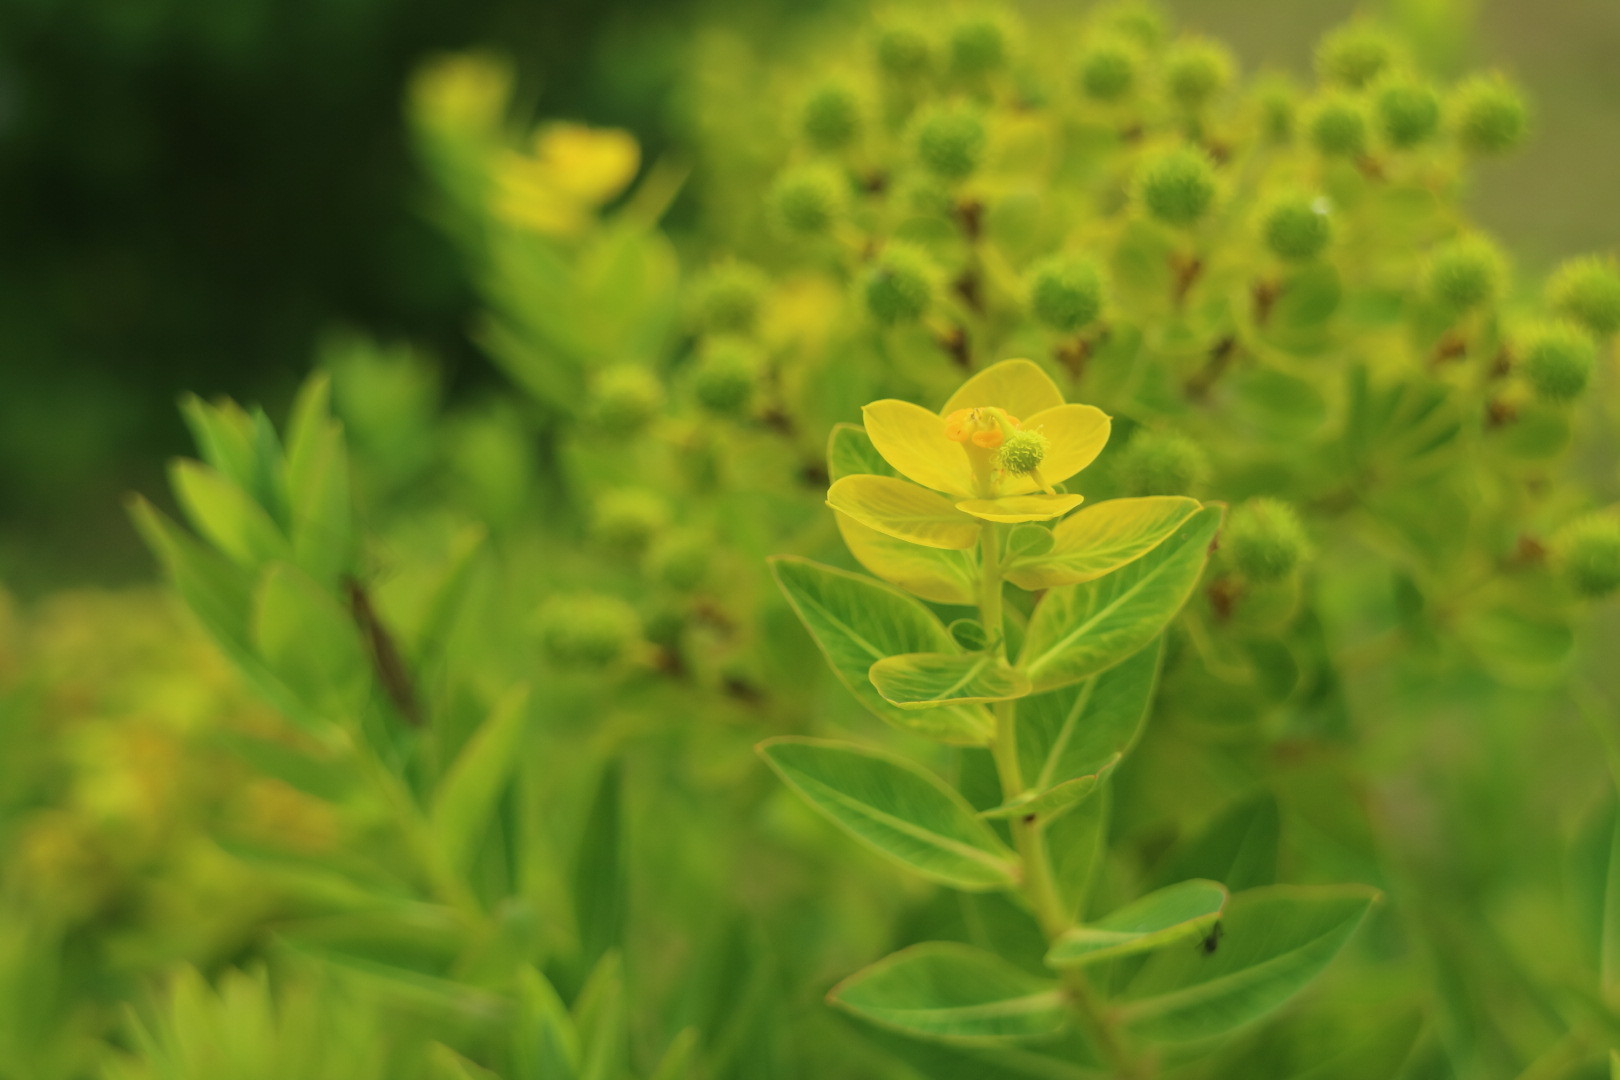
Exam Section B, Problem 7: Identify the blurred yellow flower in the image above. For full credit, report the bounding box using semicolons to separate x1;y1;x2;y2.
410;52;512;135
496;123;641;236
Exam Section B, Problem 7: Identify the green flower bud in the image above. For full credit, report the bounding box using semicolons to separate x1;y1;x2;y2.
1096;0;1169;49
1452;74;1528;155
801;83;862;152
1306;93;1369;158
770;164;847;235
1075;38;1140;103
691;262;768;336
592;489;669;553
692;338;761;415
590;364;664;435
1028;254;1105;332
1133;145;1219;228
1427;235;1507;313
1552;513;1620;599
1164;37;1235;111
645;529;711;590
1114;429;1210;496
1375;77;1442;149
1547;256;1620;336
537;593;642;668
862;243;937;325
875;24;932;79
1518;320;1596;403
1260;192;1332;262
996;429;1049;474
949;14;1011;78
1315;23;1397;89
896;174;953;217
1252;73;1298;143
1224;498;1311;583
912;104;988;182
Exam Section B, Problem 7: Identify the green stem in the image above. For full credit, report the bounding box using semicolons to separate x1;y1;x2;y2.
977;523;1145;1079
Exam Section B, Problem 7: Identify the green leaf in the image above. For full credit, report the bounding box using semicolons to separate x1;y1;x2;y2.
770;556;994;745
179;394;264;504
1154;793;1280;893
1018;640;1161;796
835;512;979;606
869;652;1032;709
1019;507;1221;691
828;422;899;481
829;943;1069;1044
1118;884;1378;1043
649;1029;699;1080
573;768;626;976
979;772;1109;824
758;737;1019;890
1005;497;1201;590
1047;880;1228;967
431;685;532;872
284;374;355;586
827;475;981;550
171;458;292;568
252;562;369;719
573;952;628;1080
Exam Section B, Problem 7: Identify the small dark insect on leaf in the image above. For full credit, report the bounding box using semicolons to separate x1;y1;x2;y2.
1199;921;1225;955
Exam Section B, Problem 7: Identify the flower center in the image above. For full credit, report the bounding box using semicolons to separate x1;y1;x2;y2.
944;407;1020;449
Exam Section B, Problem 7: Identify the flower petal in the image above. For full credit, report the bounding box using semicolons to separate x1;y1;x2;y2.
828;475;981;550
940;358;1066;420
1004;404;1111;493
862;400;976;496
956;493;1086;523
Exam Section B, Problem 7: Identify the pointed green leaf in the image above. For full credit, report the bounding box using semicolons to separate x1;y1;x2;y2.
869;652;1032;709
512;967;579;1080
171;458;292;568
835;512;979;606
252;562;369;718
1048;880;1228;967
770;556;994;745
1005;497;1202;590
284;375;355;586
1019;506;1221;691
431;685;532;871
758;737;1018;890
828;475;981;550
830;943;1069;1044
648;1029;699;1080
980;770;1110;824
1018;640;1162;795
1119;884;1378;1043
828;421;899;481
1155;793;1280;893
179;394;262;502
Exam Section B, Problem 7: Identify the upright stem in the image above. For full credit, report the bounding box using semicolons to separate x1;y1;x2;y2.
976;522;1145;1079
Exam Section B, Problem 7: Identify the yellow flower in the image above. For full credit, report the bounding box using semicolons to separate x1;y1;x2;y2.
827;359;1110;547
495;123;640;236
410;52;512;135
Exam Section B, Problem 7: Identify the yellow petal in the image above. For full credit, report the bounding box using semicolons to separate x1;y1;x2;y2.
534;123;640;205
835;512;979;605
827;475;980;550
862;400;976;496
956;493;1086;523
940;358;1065;421
1003;404;1111;494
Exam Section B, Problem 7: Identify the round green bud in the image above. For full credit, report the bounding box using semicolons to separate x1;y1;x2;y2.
592;489;669;552
1452;74;1528;155
691;262;768;336
1306;94;1369;158
590;364;664;435
1315;23;1397;89
691;338;761;415
1427;235;1507;313
1552;513;1620;599
896;174;953;217
1096;0;1169;49
770;164;846;235
1260;192;1332;262
1252;73;1298;143
949;14;1011;78
862;243;937;326
1518;320;1596;403
1028;254;1105;332
1163;38;1235;111
645;530;711;591
875;24;931;79
537;594;642;668
1547;256;1620;336
1114;429;1210;497
1076;38;1140;103
801;83;862;152
912;104;988;182
1375;77;1442;149
1224;498;1311;583
996;429;1049;475
1133;145;1218;228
